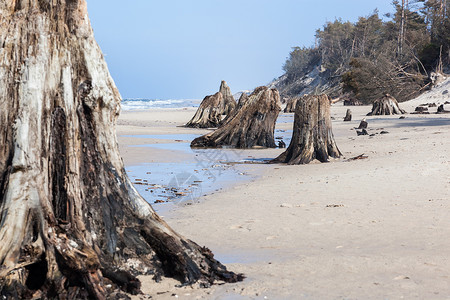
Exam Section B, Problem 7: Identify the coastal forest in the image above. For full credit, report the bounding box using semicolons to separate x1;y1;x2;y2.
276;0;450;103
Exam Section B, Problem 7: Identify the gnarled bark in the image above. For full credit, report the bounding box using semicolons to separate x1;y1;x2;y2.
184;92;223;128
284;96;300;113
191;87;281;148
218;80;236;115
367;94;406;116
272;94;341;164
219;92;249;127
0;2;242;299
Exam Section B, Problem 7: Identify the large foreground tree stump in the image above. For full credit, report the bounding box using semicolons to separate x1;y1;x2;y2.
367;94;406;116
272;95;341;164
0;2;242;299
184;92;223;128
191;87;281;148
218;80;237;115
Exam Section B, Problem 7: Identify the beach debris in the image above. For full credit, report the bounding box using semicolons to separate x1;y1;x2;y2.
271;94;341;164
357;129;369;136
280;203;293;208
278;140;286;148
343;109;352;121
367;94;406;116
380;131;389;134
357;118;368;129
437;104;450;114
191;86;281;148
346;154;368;161
412;106;430;114
399;116;406;119
326;204;344;208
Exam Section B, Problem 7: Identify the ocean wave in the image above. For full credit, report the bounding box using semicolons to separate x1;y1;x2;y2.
121;98;201;110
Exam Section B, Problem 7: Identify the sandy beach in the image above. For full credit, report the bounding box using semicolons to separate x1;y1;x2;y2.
119;89;450;299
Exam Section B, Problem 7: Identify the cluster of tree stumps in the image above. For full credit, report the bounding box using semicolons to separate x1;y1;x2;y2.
191;86;281;148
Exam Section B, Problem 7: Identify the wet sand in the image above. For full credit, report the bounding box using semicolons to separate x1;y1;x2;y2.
119;94;450;299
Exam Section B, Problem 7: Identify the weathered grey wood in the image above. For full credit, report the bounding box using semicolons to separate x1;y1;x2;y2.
0;2;242;299
272;94;341;164
284;96;300;113
191;87;281;148
218;80;237;115
185;92;223;128
367;94;406;116
219;92;249;127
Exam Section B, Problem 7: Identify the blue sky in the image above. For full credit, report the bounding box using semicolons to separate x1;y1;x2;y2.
87;1;394;100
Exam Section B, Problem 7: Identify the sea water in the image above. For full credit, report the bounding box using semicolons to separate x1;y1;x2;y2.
121;98;201;110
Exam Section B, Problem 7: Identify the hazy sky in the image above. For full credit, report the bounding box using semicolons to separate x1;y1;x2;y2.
87;1;394;100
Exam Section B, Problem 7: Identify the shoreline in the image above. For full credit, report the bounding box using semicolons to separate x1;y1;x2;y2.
119;103;450;299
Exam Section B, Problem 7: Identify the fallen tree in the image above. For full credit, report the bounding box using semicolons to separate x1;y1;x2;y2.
191;87;281;148
0;2;242;299
272;94;341;164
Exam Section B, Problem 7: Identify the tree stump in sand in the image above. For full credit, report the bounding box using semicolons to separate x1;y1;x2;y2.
272;95;341;164
220;92;249;126
284;96;300;113
0;2;242;299
191;87;281;148
343;109;352;121
185;92;223;128
219;80;237;115
437;104;450;114
367;94;406;116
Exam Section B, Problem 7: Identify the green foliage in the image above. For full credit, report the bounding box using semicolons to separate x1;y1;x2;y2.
282;0;450;103
283;47;320;80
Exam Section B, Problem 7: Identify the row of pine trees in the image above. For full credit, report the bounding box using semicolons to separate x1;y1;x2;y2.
283;0;450;103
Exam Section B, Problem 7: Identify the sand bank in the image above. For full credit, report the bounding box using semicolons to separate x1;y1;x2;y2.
119;100;450;299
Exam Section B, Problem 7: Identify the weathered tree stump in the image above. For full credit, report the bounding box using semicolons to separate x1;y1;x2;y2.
357;118;368;129
367;94;406;116
185;92;223;128
191;87;281;148
272;94;341;164
220;92;249;126
0;2;242;299
284;96;300;113
437;104;450;114
219;80;237;115
343;109;352;121
412;106;430;114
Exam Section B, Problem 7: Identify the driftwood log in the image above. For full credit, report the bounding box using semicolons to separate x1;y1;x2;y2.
272;94;341;164
191;87;281;148
218;80;237;115
184;92;223;128
0;2;242;299
367;94;406;116
284;97;300;113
